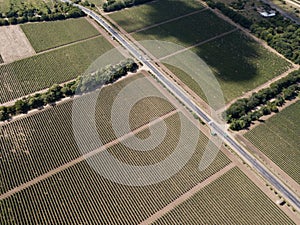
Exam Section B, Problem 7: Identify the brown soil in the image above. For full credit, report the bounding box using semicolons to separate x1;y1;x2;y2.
0;25;36;63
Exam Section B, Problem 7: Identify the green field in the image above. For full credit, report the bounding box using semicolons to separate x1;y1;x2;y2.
154;167;294;224
0;112;231;224
0;73;178;194
108;0;203;33
132;10;234;47
21;18;100;52
244;101;300;184
0;36;113;104
164;31;291;104
110;1;291;105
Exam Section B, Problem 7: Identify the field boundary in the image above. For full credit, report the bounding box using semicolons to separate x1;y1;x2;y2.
198;0;297;67
130;8;208;34
217;66;299;114
139;163;236;225
0;109;179;200
235;133;300;197
158;28;238;61
0;34;102;67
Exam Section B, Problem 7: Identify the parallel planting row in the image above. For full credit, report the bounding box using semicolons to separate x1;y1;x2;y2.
1;112;231;224
154;167;295;224
226;69;300;130
21;17;100;52
109;1;291;104
0;59;138;121
0;73;175;194
0;36;113;103
108;0;204;33
244;101;300;184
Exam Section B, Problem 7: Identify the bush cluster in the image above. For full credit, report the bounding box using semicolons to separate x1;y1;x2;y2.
0;1;85;26
0;59;138;122
225;69;300;130
103;0;154;12
204;0;300;64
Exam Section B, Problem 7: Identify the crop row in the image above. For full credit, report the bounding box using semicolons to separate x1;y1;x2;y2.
0;36;113;104
0;73;175;194
244;101;300;184
21;17;100;53
108;0;203;33
1;112;231;224
154;167;294;224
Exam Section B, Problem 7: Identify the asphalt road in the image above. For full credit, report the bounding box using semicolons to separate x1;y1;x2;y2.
64;0;300;211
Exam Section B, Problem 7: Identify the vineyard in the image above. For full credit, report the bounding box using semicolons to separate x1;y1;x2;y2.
110;1;291;104
132;10;234;47
0;73;176;194
0;111;231;224
160;30;291;104
244;101;300;184
153;167;295;224
108;0;203;33
0;36;113;104
21;18;100;52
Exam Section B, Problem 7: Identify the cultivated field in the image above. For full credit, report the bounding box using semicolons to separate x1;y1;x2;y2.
132;9;234;47
108;0;203;33
244;101;300;184
153;167;295;224
110;1;292;105
0;25;35;63
0;73;176;194
165;31;291;103
21;18;100;52
0;111;231;224
0;36;113;103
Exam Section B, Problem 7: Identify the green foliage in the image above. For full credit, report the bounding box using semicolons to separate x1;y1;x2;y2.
103;0;154;12
14;99;29;114
204;0;300;64
109;0;203;33
204;1;252;28
245;101;300;184
0;36;113;103
0;1;85;26
226;69;300;130
0;59;138;121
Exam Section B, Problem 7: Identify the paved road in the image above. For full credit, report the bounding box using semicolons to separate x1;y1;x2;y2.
64;0;300;211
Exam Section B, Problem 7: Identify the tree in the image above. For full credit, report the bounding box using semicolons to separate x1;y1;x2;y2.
15;99;29;114
0;106;9;121
28;94;44;109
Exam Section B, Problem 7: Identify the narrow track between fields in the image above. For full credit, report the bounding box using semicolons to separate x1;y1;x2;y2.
139;163;236;225
0;109;179;200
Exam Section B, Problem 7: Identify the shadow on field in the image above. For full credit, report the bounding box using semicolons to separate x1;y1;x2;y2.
111;0;262;83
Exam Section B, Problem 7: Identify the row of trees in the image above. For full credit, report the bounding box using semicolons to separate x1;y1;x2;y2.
251;17;300;64
0;2;84;26
0;59;138;122
103;0;154;12
225;69;300;130
204;0;300;64
204;1;252;28
71;0;96;8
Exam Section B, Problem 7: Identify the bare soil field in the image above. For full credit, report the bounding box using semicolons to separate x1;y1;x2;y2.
0;25;35;63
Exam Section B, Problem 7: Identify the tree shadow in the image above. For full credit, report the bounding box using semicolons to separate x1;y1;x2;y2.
111;0;261;83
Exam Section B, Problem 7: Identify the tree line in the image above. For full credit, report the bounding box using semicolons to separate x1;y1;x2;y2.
0;1;85;26
204;0;300;64
103;0;154;12
0;59;138;122
225;69;300;130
